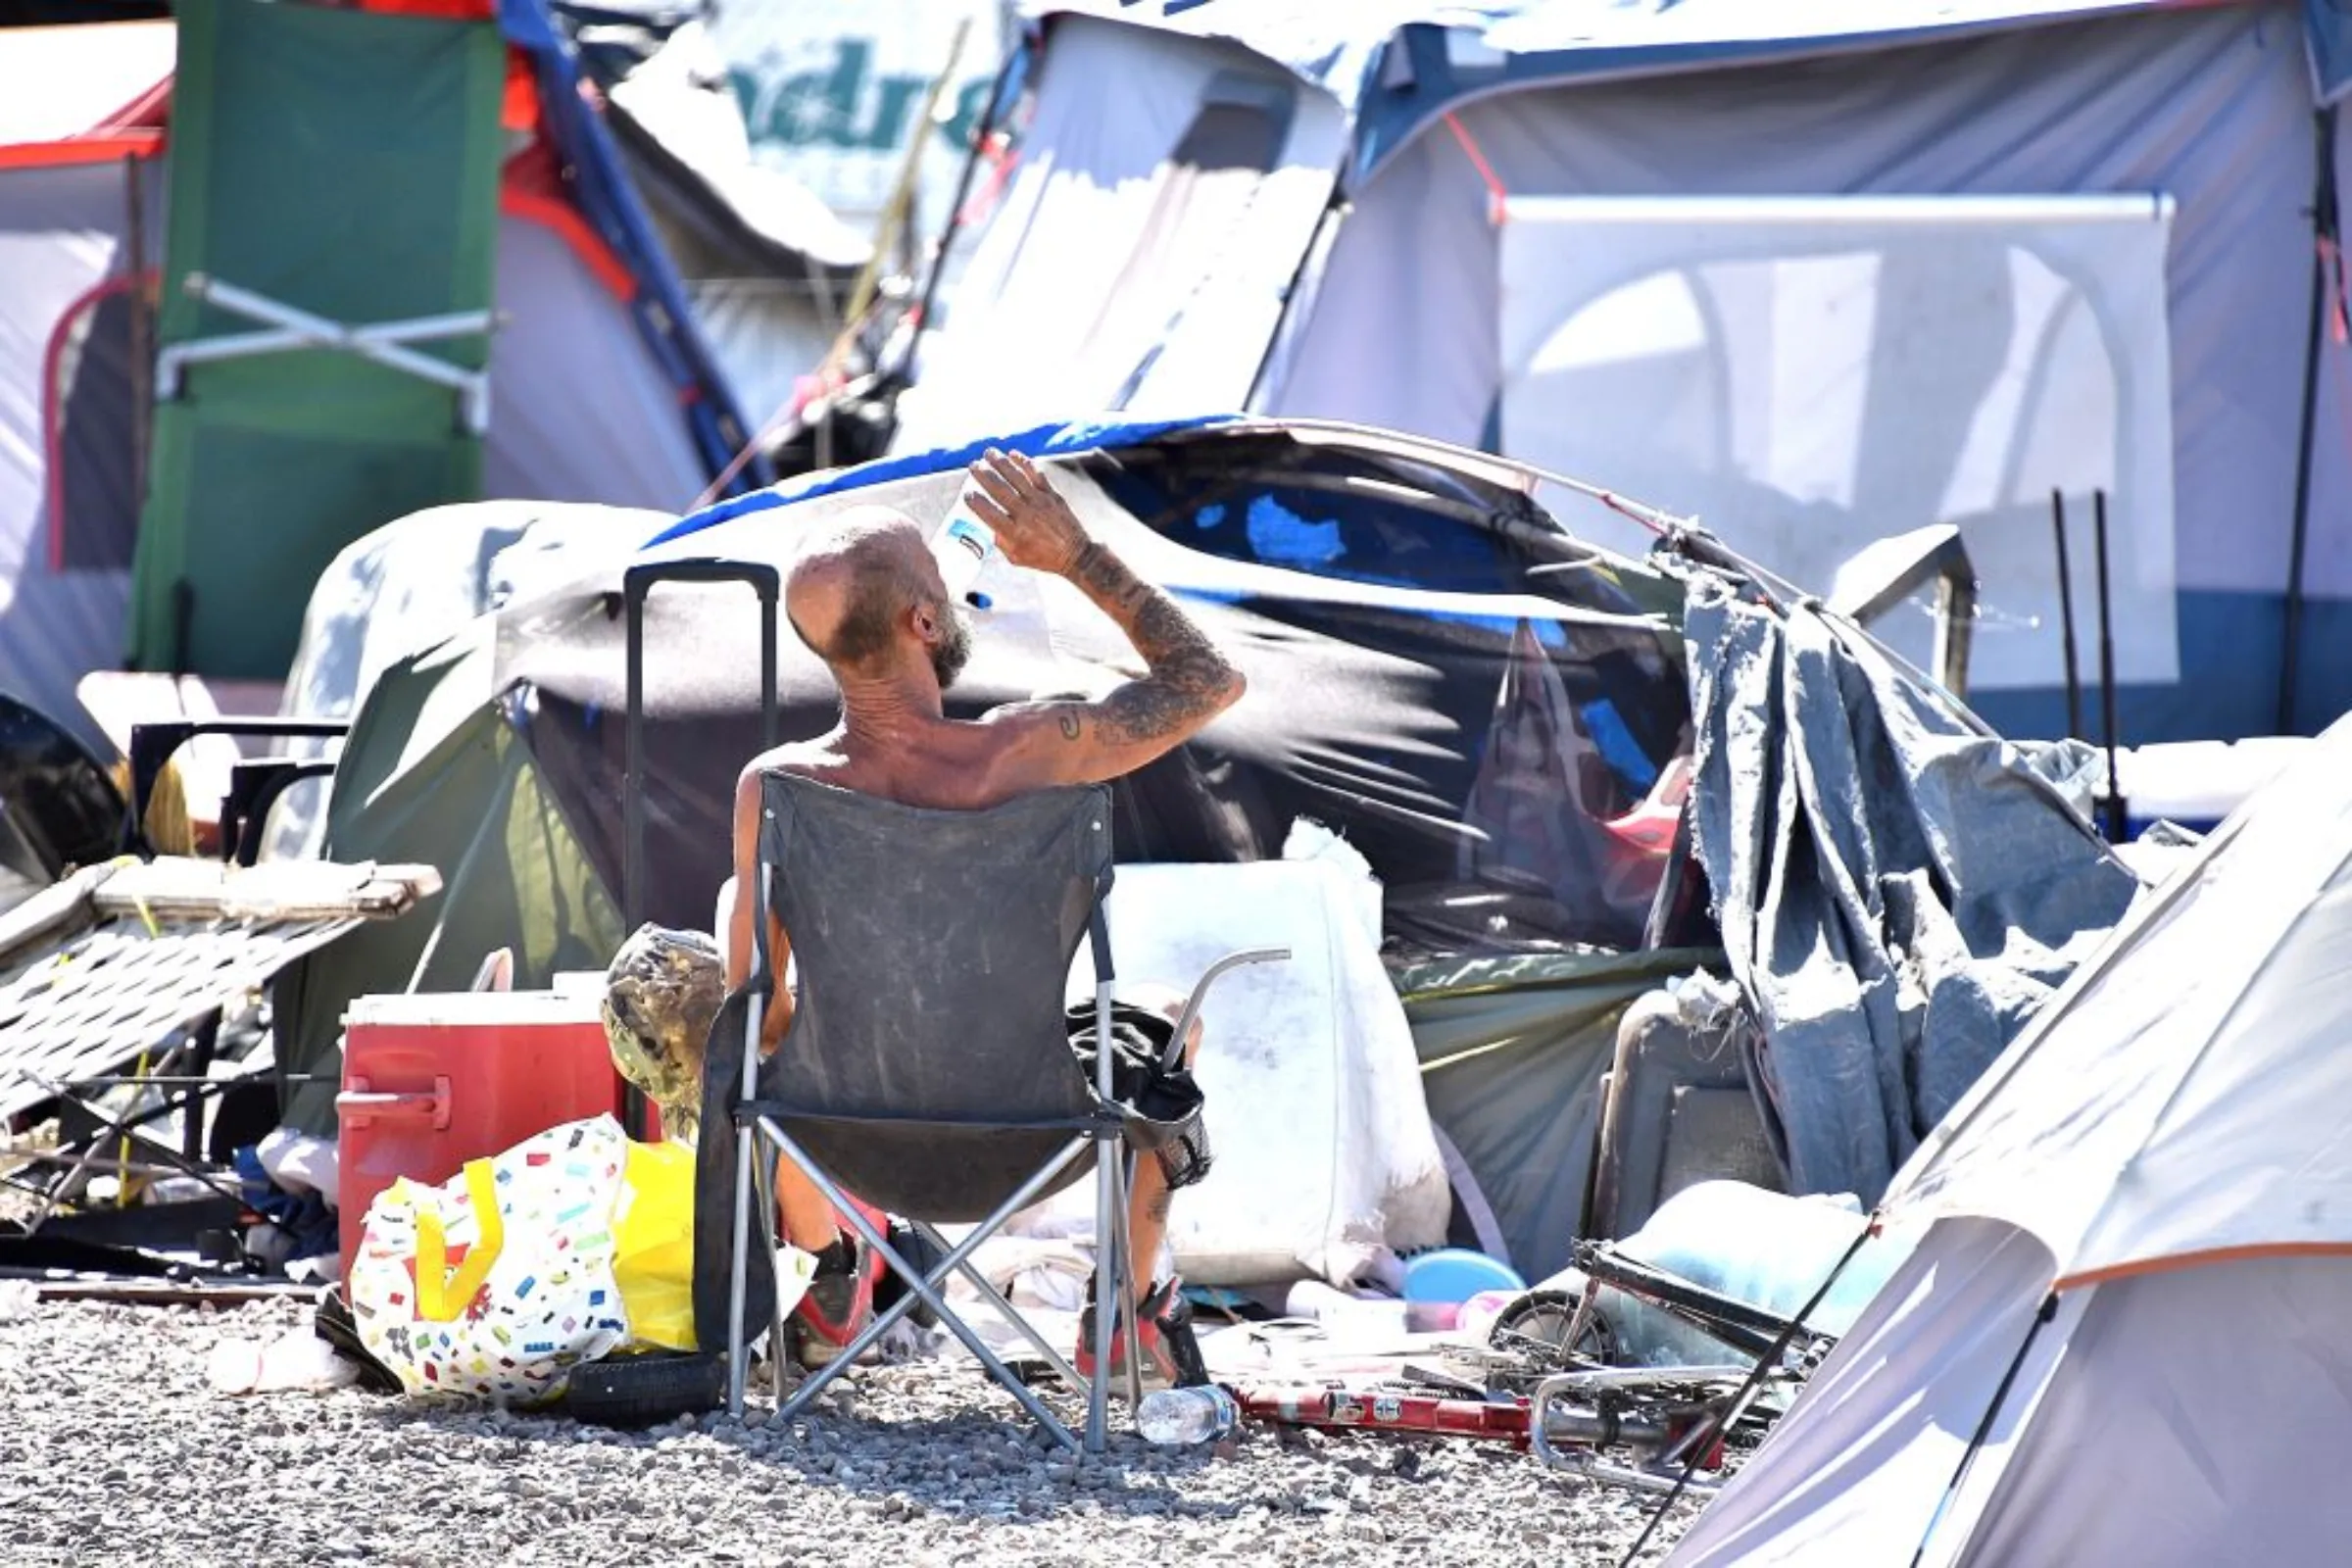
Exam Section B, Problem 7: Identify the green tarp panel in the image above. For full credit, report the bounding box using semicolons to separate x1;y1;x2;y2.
1402;948;1720;1282
132;0;504;679
276;634;624;1133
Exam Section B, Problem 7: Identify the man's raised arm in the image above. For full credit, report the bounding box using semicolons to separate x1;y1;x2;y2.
962;448;1245;782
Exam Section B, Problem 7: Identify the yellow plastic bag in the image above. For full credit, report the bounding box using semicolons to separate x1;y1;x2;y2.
611;1139;697;1351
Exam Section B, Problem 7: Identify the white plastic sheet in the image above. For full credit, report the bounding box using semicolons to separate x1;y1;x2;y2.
892;17;1348;449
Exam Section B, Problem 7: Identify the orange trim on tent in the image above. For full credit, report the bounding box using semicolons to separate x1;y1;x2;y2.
499;187;636;302
502;47;541;132
2056;1241;2352;1292
0;134;164;172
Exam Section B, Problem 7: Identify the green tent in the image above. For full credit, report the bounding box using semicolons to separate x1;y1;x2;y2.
276;624;624;1132
132;0;505;678
1402;949;1720;1281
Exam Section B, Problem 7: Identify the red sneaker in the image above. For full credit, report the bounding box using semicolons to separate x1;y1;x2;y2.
1075;1278;1207;1393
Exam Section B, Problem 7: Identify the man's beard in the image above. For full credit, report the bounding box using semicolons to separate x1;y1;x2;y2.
930;602;974;690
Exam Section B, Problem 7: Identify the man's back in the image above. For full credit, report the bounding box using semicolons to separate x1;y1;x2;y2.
758;710;1094;816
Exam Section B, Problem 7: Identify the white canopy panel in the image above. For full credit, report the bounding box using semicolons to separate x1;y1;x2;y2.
1496;193;2178;691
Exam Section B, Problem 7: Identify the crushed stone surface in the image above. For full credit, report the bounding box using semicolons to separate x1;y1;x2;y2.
0;1297;1705;1567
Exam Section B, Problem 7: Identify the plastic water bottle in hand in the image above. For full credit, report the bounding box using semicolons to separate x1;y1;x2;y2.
934;513;997;606
1135;1384;1241;1446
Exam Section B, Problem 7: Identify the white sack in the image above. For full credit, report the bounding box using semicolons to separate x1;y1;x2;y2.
1024;851;1449;1286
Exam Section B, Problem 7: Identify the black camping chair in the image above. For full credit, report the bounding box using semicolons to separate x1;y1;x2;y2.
692;771;1284;1452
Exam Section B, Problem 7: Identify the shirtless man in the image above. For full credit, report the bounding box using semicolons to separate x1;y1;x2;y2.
723;447;1246;1384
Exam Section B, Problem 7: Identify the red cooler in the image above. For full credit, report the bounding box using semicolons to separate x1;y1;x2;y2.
336;989;626;1274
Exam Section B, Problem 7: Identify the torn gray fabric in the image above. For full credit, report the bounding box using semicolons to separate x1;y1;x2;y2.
1683;571;2139;1203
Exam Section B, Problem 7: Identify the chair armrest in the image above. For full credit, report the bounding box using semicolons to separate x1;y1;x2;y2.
1164;947;1291;1069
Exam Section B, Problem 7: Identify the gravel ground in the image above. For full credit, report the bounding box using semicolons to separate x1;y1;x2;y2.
0;1297;1705;1568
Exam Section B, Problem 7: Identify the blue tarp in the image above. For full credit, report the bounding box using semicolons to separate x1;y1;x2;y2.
1033;0;2352;178
1683;568;2141;1202
649;414;1239;546
500;0;771;498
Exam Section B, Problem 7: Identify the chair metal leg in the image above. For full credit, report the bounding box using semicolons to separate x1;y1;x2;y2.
1088;1137;1118;1452
1089;974;1117;1453
724;992;765;1418
1109;1147;1144;1411
910;1221;1091;1396
751;1156;790;1403
760;1118;1090;1452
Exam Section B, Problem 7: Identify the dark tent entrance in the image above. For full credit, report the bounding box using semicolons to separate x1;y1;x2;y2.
43;272;148;574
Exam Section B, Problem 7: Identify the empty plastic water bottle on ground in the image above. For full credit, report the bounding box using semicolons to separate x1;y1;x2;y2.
934;514;997;605
206;1329;361;1395
1135;1384;1240;1446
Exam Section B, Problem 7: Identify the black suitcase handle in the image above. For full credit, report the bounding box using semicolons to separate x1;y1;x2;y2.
621;560;782;1138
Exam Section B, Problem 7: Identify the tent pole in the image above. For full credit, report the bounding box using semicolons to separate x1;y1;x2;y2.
125;154;150;528
2051;489;2082;740
904;33;1023;382
841;20;971;338
1906;1293;2061;1568
2093;491;2125;840
2278;104;2339;736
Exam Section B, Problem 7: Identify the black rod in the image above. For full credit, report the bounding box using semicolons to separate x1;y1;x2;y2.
1908;1294;2061;1568
2051;489;2082;740
1618;1223;1881;1568
2093;490;2126;841
2278;103;2339;735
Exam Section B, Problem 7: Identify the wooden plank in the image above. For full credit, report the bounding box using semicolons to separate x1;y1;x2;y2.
87;858;441;922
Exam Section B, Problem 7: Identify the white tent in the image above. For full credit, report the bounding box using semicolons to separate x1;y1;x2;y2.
903;0;2352;743
0;20;716;751
1667;709;2352;1565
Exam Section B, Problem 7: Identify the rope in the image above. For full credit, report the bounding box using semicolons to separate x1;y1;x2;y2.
1443;111;1509;225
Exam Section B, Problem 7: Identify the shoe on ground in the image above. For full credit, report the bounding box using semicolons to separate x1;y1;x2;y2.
793;1235;878;1368
1075;1277;1207;1394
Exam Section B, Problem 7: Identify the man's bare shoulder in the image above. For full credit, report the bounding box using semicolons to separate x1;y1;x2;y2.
739;739;843;777
734;741;854;810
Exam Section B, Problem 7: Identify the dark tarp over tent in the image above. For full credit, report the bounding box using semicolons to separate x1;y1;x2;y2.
280;417;1697;1145
280;415;2134;1265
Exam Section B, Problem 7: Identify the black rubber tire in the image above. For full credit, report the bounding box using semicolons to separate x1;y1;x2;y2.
562;1352;724;1429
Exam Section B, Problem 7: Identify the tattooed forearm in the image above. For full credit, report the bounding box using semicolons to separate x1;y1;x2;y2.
1063;540;1243;744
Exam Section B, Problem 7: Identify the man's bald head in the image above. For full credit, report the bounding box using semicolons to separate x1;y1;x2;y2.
785;507;969;688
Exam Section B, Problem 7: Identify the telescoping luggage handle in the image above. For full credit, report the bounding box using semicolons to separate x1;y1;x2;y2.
621;560;781;1138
